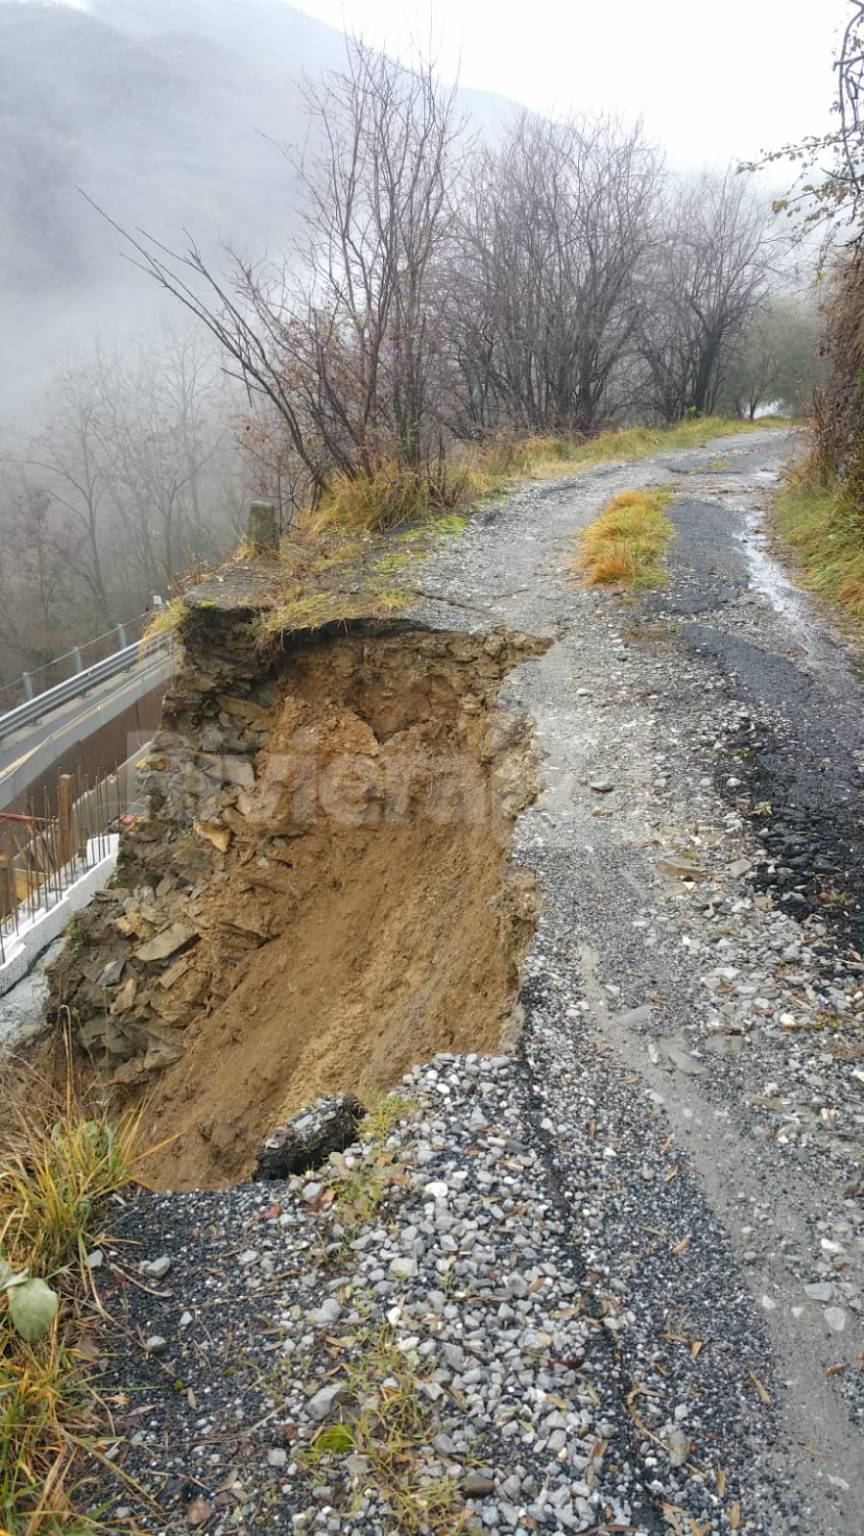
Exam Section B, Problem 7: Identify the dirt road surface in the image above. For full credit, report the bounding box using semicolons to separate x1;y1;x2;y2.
87;427;864;1535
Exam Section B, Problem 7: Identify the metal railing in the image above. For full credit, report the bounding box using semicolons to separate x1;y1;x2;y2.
0;627;172;744
0;759;143;967
0;611;157;719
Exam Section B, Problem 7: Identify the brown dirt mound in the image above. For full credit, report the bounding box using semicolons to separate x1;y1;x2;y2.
93;628;542;1190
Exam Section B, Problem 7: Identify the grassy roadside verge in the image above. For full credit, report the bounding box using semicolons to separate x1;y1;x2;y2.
773;471;864;627
477;413;788;486
144;416;786;649
574;488;674;590
0;1053;140;1534
311;419;788;531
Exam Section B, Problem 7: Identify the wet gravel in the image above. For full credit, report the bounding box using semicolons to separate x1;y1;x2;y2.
84;430;864;1535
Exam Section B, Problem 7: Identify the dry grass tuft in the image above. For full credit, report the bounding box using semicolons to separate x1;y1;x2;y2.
138;597;187;656
574;488;674;590
305;418;786;535
312;460;476;533
0;1041;141;1533
465;415;788;489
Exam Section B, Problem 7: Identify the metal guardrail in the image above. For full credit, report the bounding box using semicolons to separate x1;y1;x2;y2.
0;638;171;744
0;611;158;718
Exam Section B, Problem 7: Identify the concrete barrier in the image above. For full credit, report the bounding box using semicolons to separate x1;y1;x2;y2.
0;835;119;997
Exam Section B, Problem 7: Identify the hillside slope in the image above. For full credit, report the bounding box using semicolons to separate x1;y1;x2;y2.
0;0;519;412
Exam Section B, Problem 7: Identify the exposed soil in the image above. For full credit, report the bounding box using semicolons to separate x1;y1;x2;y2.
106;628;544;1190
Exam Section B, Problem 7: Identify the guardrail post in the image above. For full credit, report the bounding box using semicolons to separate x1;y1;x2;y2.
21;672;33;701
115;623;128;650
72;647;83;674
58;774;73;868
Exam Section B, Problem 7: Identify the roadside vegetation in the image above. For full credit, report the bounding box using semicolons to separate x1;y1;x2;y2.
0;1049;140;1534
757;4;864;638
109;38;812;595
302;1324;471;1534
575;488;674;590
774;466;864;625
0;20;819;698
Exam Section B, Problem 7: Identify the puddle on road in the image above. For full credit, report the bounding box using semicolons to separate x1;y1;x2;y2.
736;491;857;689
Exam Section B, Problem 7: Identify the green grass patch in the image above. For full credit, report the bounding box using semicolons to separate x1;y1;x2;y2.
321;1093;418;1225
301;1324;472;1533
254;513;467;643
0;1052;142;1533
574;488;675;590
774;471;864;627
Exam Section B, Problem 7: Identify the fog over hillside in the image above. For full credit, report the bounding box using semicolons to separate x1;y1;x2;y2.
0;0;821;696
0;0;519;418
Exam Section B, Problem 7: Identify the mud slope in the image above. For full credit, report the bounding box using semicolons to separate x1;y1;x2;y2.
51;622;544;1189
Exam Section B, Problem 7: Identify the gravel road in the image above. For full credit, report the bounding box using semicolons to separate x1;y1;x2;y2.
88;428;863;1535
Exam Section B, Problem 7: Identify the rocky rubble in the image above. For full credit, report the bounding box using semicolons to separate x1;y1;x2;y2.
253;1095;365;1180
86;1054;728;1536
48;594;543;1114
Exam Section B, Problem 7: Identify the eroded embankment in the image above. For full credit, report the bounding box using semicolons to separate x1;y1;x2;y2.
49;586;546;1189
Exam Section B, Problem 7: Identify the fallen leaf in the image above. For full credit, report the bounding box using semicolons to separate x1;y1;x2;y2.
665;1164;679;1182
186;1497;212;1527
671;1234;691;1256
748;1369;772;1405
826;1362;848;1376
716;1463;727;1497
729;1500;742;1529
690;1338;704;1360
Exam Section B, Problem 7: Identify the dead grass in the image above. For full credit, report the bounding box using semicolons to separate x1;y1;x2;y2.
774;460;864;627
574;487;674;590
0;1043;141;1533
312;460;475;533
138;597;187;656
302;418;786;538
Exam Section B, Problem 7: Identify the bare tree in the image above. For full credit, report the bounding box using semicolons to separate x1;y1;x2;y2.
636;171;774;421
446;114;660;436
0;325;242;669
88;327;235;589
102;39;462;505
19;359;114;619
0;477;79;682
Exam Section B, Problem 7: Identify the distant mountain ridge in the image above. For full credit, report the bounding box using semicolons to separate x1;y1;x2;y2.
0;0;520;413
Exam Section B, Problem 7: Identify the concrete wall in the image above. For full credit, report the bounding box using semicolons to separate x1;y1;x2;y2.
0;836;118;997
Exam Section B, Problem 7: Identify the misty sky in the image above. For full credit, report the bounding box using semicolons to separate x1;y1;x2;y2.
291;0;845;168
